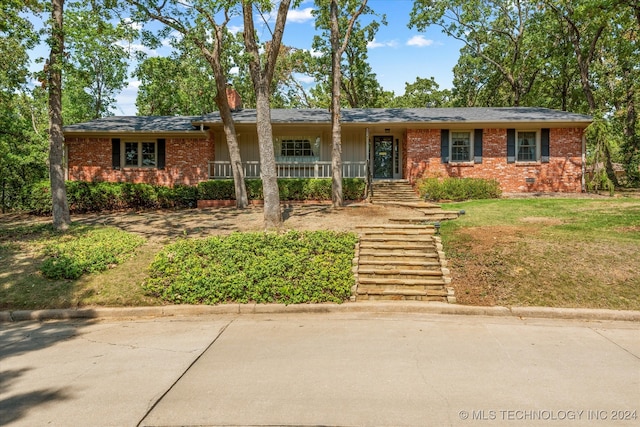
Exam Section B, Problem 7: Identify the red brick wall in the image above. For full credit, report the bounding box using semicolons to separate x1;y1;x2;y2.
66;133;215;186
404;128;584;193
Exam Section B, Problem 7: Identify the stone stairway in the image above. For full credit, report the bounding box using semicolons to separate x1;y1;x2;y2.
371;179;420;203
353;224;454;302
371;180;462;222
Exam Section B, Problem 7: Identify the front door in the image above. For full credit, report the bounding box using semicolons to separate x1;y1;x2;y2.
373;136;394;178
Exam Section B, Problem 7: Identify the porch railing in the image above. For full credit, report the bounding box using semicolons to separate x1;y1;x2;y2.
209;160;367;179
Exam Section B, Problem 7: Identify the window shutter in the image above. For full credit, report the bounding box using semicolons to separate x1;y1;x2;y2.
541;128;550;163
507;129;516;163
112;138;120;169
441;129;449;164
157;138;166;169
474;129;483;164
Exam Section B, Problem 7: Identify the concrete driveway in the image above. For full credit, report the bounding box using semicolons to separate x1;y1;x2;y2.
1;312;639;426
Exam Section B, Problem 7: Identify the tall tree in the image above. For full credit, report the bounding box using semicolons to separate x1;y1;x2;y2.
310;0;386;109
48;0;71;230
63;1;134;123
311;0;369;207
125;0;248;209
241;0;292;228
134;46;218;115
392;76;452;108
543;0;618;184
0;1;48;212
410;0;545;106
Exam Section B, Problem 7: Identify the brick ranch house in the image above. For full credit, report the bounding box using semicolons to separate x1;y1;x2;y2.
63;107;592;193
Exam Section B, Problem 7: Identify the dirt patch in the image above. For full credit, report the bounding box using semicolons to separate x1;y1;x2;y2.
445;225;535;306
1;203;425;242
520;217;564;225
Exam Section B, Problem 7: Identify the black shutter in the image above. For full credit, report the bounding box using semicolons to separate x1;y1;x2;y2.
541;128;550;163
157;138;166;169
507;129;516;163
112;138;121;169
441;129;449;164
474;129;483;164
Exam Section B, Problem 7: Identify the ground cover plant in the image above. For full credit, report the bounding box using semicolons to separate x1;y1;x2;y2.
0;222;149;309
143;231;358;305
40;226;145;280
439;197;640;310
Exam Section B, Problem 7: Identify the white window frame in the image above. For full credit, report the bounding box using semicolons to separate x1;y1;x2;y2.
516;130;540;162
450;131;473;163
122;140;157;168
275;136;320;162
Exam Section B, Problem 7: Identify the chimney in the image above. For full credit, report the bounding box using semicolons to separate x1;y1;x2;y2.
226;83;243;112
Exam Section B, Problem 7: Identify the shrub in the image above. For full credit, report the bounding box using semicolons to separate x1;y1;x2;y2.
121;183;158;208
171;184;199;208
40;226;145;280
197;178;366;201
29;181;53;215
143;231;358;305
418;177;502;201
29;181;199;215
198;180;235;200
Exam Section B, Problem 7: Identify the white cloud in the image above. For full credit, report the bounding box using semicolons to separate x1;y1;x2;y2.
297;75;315;84
309;48;323;58
367;38;398;49
407;35;434;47
118;42;157;57
228;25;243;35
288;7;314;23
122;18;142;32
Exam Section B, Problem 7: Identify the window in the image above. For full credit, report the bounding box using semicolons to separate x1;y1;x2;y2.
517;131;538;162
451;131;472;162
281;139;314;157
123;141;157;167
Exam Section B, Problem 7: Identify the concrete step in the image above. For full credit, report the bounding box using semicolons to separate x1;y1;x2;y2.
356;285;448;296
357;277;446;286
360;241;436;255
358;252;439;261
358;259;442;269
358;268;443;277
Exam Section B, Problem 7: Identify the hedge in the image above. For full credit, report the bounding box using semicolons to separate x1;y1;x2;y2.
29;178;366;215
30;181;198;215
417;177;502;201
197;178;366;201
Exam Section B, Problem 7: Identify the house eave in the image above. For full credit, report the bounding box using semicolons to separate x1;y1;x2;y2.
63;130;208;138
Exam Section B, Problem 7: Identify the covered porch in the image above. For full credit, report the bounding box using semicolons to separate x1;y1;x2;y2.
209;122;405;181
208;160;368;179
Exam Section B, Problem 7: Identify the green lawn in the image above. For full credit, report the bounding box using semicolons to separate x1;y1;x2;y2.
440;197;640;310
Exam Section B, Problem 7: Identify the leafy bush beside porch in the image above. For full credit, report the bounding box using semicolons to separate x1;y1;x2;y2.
418;177;502;201
197;178;366;201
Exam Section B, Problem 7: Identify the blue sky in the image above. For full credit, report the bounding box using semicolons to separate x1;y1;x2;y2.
28;0;462;115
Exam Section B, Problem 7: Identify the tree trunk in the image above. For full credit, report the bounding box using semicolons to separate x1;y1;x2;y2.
330;0;343;207
49;0;70;230
255;85;281;229
242;0;289;229
215;89;248;208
